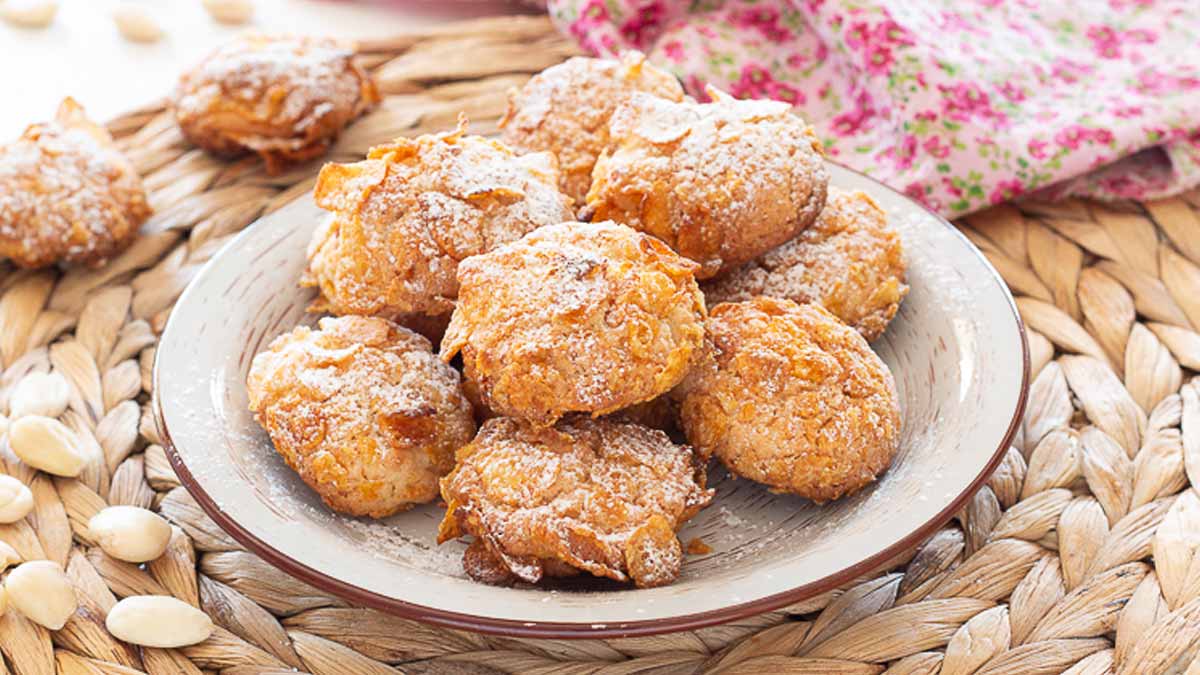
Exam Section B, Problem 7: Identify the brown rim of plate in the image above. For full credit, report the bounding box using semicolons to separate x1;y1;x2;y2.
154;162;1031;639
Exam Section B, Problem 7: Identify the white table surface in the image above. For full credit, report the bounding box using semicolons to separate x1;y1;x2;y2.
2;0;524;137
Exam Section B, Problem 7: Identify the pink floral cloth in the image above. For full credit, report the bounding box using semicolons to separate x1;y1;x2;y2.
547;0;1200;216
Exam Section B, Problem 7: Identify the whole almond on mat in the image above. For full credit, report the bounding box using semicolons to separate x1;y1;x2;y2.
106;596;214;647
5;560;77;630
0;475;34;523
8;371;69;419
8;415;89;477
88;505;172;562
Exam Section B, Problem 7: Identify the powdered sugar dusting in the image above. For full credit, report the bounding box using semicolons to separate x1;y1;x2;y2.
341;516;467;568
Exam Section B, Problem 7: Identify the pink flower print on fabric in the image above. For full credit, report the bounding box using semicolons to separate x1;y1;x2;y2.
547;0;1200;216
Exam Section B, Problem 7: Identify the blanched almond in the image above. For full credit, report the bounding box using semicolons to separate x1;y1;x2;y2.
4;560;77;630
0;475;34;523
0;540;20;573
106;596;213;647
88;506;172;562
1;0;59;28
201;0;253;24
8;415;89;477
8;371;69;419
113;3;164;43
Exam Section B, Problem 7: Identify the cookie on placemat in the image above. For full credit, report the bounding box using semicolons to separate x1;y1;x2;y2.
0;98;150;269
172;35;378;174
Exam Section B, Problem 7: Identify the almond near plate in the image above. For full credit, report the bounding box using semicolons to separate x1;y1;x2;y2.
152;161;1028;638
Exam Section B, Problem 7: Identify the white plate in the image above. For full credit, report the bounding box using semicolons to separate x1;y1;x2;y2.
153;163;1028;638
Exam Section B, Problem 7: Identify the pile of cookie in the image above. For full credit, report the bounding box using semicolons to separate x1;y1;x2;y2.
244;47;911;589
0;35;907;589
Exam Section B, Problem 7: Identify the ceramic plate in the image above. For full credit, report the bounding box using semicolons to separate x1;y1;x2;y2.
154;163;1028;638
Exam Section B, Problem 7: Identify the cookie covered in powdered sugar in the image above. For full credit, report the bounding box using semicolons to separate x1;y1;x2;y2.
246;315;475;518
171;35;379;174
304;118;574;322
500;51;685;204
585;86;829;279
0;98;150;269
440;220;706;428
675;297;900;502
705;188;908;341
438;416;713;588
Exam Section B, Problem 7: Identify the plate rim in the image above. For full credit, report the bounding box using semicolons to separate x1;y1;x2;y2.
154;161;1030;639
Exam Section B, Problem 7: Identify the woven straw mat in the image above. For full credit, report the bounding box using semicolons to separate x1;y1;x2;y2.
1;14;1199;675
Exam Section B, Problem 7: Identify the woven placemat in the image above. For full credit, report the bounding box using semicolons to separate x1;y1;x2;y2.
2;14;1198;675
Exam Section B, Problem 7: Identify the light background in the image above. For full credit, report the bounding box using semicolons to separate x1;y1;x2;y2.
1;0;522;136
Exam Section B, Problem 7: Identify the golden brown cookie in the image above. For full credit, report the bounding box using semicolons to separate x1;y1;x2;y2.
585;87;828;279
0;98;150;269
438;416;713;588
440;220;706;427
705;189;908;341
500;52;684;203
172;35;378;174
676;297;900;502
247;316;475;518
304;120;573;321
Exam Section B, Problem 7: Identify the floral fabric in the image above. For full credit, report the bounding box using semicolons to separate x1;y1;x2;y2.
546;0;1200;216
